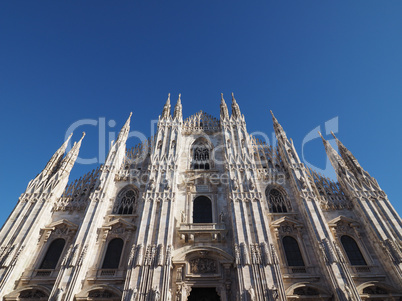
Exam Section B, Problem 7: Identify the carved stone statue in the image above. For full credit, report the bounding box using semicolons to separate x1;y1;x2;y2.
180;210;186;223
176;284;182;301
219;211;225;223
154;289;160;301
248;287;256;301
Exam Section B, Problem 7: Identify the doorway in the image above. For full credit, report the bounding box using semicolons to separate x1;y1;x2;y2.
187;287;220;301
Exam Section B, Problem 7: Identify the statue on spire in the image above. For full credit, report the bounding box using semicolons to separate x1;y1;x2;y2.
231;92;242;119
173;93;183;121
270;110;288;142
220;93;229;120
116;112;132;144
318;131;348;177
331;131;364;176
161;93;171;119
26;133;74;192
58;132;86;173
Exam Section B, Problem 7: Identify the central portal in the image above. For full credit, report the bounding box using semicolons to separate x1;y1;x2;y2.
188;287;220;301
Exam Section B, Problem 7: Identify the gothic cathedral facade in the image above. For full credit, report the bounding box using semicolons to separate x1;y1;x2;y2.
1;94;402;301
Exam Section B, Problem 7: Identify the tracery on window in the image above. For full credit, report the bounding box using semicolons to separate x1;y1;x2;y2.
341;235;367;266
267;188;290;213
192;146;210;170
293;287;319;296
113;188;138;215
19;289;48;299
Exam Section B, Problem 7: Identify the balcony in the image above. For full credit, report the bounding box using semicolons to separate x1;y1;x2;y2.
35;269;54;277
178;223;226;242
93;269;125;280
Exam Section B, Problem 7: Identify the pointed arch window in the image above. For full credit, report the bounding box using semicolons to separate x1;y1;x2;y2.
193;147;210;170
102;238;124;269
267;188;289;213
191;138;211;170
113;188;138;214
282;236;305;266
39;238;65;269
193;196;212;223
341;235;367;266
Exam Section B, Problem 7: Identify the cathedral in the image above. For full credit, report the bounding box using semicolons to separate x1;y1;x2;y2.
1;94;402;301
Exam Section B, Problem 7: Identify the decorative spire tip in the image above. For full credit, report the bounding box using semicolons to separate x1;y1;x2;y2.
318;131;325;141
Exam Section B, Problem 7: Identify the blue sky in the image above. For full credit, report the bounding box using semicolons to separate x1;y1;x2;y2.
1;1;402;225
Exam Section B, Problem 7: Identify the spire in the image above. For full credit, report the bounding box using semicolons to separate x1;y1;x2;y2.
116;112;132;143
220;93;229;120
270;110;288;141
331;131;364;176
161;93;171;119
318;131;348;176
231;92;242;119
59;132;86;173
43;133;73;176
173;93;183;120
26;133;74;191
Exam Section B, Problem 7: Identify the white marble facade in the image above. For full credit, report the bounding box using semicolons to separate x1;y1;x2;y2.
1;94;402;301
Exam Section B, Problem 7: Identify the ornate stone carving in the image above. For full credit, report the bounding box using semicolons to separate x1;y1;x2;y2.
157;244;164;266
128;244;137;266
183;111;220;134
383;239;402;264
135;244;144;266
175;284;183;301
176;266;183;281
113;188;138;214
260;242;271;266
248;287;256;301
234;244;241;265
250;244;262;264
189;258;217;274
307;168;353;210
152;288;160;301
53;167;100;212
180;210;186;223
240;243;250;265
165;245;172;267
76;244;88;266
144;245;156;266
319;238;337;264
219;211;225;223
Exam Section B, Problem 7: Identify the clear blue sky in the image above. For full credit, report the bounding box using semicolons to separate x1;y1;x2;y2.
1;1;402;225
